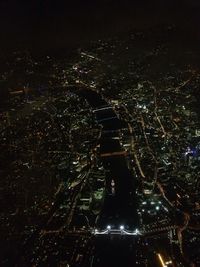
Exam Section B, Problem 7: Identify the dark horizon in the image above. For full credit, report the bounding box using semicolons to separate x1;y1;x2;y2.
0;0;200;55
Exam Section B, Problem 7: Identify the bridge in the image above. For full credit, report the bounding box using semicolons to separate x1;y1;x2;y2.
93;226;142;236
92;106;113;112
100;151;128;157
91;224;178;237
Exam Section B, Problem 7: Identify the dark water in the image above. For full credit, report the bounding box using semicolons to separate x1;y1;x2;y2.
76;86;139;266
77;87;139;229
93;236;137;267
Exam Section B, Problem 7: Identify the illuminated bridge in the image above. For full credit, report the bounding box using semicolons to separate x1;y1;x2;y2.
92;226;141;236
90;224;178;237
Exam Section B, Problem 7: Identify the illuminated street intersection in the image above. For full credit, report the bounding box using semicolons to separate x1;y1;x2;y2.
1;26;200;267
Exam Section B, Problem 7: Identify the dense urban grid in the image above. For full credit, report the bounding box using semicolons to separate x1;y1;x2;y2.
0;26;200;266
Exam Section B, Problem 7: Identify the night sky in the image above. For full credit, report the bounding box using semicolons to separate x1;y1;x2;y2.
0;0;200;54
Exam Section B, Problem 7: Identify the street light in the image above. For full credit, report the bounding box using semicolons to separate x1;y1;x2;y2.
120;225;124;230
107;225;111;230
